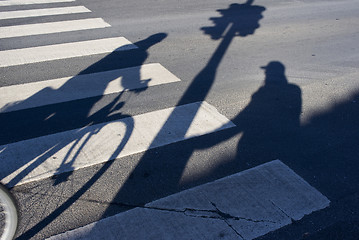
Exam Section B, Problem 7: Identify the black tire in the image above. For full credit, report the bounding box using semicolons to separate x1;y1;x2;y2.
0;184;18;240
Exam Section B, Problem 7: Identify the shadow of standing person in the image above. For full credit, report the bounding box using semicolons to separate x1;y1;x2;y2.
233;61;302;167
191;61;302;177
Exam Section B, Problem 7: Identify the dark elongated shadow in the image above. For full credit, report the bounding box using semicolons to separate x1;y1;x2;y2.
100;0;266;216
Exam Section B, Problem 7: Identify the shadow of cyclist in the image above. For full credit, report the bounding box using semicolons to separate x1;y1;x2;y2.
1;33;167;187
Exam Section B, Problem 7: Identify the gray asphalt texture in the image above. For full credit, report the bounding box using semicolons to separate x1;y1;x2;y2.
0;0;358;239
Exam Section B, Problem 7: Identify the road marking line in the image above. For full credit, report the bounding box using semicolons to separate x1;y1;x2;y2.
0;6;91;20
0;18;111;39
0;102;235;187
0;0;75;6
47;160;330;240
0;37;137;67
0;63;181;113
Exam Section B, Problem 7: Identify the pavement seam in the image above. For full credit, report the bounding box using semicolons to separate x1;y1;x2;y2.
269;200;295;223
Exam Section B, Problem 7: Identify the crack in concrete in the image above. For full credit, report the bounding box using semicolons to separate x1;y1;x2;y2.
269;200;295;223
210;201;277;224
141;202;276;225
223;218;244;240
143;204;246;239
60;200;278;239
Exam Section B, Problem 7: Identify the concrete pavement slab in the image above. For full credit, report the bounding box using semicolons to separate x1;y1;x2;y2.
48;160;329;240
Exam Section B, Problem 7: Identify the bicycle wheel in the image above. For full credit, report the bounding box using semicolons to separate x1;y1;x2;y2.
0;184;18;240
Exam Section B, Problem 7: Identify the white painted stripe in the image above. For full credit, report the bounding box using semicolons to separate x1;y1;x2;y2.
0;102;235;187
0;6;91;20
0;18;111;38
0;0;75;6
47;160;330;240
0;37;137;67
0;63;181;113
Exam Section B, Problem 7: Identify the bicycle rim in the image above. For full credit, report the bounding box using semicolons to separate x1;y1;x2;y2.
0;185;18;240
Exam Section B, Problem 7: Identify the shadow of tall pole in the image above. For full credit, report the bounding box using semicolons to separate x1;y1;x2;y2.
101;0;266;215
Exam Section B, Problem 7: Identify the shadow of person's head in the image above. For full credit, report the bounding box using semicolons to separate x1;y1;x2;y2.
261;61;287;85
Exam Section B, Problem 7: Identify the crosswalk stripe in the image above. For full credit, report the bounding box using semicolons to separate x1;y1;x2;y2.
0;0;75;6
0;37;137;67
0;6;91;20
0;18;111;39
0;63;181;113
47;160;330;240
0;101;235;187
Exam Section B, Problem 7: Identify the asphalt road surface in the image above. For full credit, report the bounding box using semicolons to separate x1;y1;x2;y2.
1;0;358;239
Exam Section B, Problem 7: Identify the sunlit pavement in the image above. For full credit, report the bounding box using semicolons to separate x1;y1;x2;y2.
0;0;358;239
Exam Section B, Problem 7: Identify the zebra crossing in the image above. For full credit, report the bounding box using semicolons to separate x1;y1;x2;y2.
0;0;234;185
0;1;330;239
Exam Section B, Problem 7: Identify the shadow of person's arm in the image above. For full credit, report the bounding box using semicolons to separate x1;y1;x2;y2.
196;119;243;150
